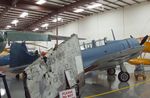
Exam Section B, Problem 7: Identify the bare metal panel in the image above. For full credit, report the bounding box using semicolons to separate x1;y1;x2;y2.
25;34;84;98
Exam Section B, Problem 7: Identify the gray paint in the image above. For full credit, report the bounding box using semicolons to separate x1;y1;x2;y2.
25;35;84;98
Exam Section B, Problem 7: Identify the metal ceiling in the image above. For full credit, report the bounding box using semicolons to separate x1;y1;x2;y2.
0;0;148;32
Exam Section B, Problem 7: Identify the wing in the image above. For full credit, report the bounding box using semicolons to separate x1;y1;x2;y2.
5;31;51;41
4;31;86;41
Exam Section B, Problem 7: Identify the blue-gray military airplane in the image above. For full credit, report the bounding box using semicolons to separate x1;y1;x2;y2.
81;35;148;82
0;30;147;82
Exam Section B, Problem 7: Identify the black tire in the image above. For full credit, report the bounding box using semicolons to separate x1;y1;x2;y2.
107;68;116;75
118;72;130;82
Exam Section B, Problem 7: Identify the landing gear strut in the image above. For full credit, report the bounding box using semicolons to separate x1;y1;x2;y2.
118;64;130;82
107;68;116;75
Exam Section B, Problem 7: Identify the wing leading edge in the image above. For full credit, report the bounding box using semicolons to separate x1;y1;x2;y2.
4;31;85;41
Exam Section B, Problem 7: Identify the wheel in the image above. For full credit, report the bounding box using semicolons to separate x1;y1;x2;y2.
107;68;116;75
118;72;130;82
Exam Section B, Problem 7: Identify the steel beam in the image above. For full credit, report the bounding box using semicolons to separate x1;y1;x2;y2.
24;0;98;29
132;0;140;3
104;0;124;7
0;0;55;12
118;0;132;5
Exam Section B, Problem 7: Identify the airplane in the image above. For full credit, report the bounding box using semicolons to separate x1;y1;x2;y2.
0;31;146;82
128;37;150;80
81;35;148;82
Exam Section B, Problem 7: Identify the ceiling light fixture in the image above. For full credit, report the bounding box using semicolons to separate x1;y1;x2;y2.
73;9;84;13
41;23;49;27
20;12;28;18
52;17;63;22
11;19;19;26
87;3;103;9
41;23;49;29
36;0;46;5
6;25;12;29
33;28;39;31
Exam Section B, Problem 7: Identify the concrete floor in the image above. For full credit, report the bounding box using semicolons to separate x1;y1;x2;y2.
0;70;150;98
0;76;25;98
81;71;150;98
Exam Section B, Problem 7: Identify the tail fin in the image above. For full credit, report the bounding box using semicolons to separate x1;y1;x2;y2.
9;42;39;68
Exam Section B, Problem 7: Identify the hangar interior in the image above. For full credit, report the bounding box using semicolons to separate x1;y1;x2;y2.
0;0;150;98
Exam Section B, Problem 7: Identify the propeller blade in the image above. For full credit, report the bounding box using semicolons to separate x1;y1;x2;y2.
140;35;149;45
130;35;133;38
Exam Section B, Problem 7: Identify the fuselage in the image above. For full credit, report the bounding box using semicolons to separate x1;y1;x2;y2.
81;38;143;72
143;42;150;53
0;54;10;66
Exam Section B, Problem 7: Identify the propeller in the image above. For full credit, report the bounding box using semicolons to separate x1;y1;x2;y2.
140;35;149;45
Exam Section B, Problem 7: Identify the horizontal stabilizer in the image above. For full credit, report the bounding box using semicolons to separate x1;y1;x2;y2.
9;42;39;68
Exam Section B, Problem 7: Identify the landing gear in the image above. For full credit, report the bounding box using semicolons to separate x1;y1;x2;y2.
118;72;130;82
134;65;146;81
118;64;130;82
107;68;116;75
135;74;146;81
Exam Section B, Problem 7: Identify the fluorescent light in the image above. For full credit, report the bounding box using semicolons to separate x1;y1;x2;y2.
36;0;46;5
87;3;103;9
6;25;11;29
0;88;6;96
73;9;84;13
41;23;49;29
20;12;28;18
52;17;62;22
33;28;39;31
11;19;19;26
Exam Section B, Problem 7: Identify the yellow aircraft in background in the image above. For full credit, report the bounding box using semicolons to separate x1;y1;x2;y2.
129;58;150;65
128;37;150;80
128;41;150;65
0;48;10;56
